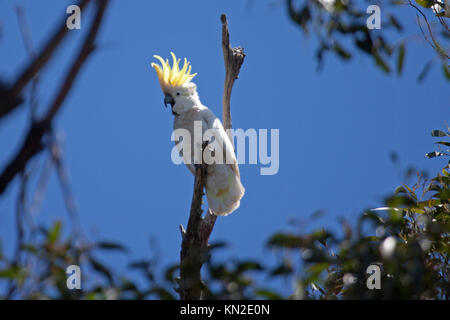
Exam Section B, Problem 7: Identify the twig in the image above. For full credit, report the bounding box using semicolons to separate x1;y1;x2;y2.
16;5;40;119
29;155;53;219
0;0;109;196
50;133;86;243
408;0;450;59
178;13;245;300
5;172;29;299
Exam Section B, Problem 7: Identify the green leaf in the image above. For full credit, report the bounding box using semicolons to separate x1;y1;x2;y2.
149;287;176;300
21;244;38;254
208;241;228;251
416;199;441;208
90;257;114;284
435;188;450;200
373;50;391;74
417;61;432;83
426;151;445;158
388;14;403;31
270;263;294;277
396;43;405;75
164;264;179;282
236;261;264;273
129;260;151;270
288;2;311;32
431;130;449;137
361;236;379;242
443;63;450;80
267;233;303;248
361;211;385;226
310;229;333;245
333;42;352;60
48;220;62;245
394;186;408;194
436;141;450;147
0;266;22;279
386;195;415;208
255;289;283;300
415;0;433;8
306;262;330;275
96;241;128;253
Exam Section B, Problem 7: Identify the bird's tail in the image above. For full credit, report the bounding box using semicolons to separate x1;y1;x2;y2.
206;172;245;216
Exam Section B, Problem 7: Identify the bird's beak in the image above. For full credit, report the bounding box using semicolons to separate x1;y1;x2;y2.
164;94;175;108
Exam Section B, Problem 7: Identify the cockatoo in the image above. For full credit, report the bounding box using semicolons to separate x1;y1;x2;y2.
151;52;245;216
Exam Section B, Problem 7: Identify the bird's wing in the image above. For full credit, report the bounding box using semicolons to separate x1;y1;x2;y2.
201;108;240;177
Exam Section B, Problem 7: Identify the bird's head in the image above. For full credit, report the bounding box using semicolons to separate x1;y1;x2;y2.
151;52;199;115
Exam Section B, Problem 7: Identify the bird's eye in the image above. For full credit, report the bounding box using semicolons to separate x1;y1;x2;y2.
176;92;180;96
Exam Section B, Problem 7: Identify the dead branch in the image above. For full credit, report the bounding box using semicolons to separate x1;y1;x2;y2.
221;14;246;139
0;0;109;196
178;13;245;300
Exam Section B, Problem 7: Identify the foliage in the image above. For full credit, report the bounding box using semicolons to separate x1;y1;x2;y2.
263;127;449;299
285;0;449;82
1;129;448;299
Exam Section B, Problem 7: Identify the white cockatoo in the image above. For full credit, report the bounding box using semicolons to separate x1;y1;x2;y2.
151;52;244;216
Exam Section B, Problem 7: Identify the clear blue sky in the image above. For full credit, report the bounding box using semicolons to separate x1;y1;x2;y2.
0;0;448;293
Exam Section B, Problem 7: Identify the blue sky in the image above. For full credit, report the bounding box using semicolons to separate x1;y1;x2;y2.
0;0;448;293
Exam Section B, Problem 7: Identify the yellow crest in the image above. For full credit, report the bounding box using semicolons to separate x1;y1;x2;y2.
151;52;197;92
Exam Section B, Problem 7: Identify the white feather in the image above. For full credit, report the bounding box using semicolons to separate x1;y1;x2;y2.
170;83;245;216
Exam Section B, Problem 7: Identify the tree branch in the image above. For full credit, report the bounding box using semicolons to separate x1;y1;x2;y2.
178;13;245;300
179;162;208;300
408;0;450;60
221;14;245;139
0;0;109;196
0;0;92;120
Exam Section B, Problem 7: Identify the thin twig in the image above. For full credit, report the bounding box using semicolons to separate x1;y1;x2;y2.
408;0;450;59
16;6;40;120
50;133;87;243
5;172;29;299
29;155;53;220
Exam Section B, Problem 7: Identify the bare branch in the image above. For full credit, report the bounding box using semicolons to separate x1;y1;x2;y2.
221;14;246;138
178;13;245;300
179;163;208;300
0;0;92;119
0;0;109;196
